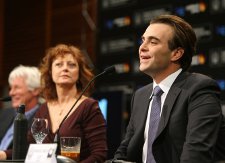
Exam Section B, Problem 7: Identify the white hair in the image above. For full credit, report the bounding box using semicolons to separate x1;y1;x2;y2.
8;65;41;91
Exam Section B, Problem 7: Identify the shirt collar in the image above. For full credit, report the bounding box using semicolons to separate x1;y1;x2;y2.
151;68;182;97
25;104;40;119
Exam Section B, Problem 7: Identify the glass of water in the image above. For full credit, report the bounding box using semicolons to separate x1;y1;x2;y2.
31;118;49;144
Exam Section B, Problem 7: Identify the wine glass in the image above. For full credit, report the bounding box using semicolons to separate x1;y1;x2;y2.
31;118;49;144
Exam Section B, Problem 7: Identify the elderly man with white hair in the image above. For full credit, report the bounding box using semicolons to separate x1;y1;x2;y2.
0;65;42;159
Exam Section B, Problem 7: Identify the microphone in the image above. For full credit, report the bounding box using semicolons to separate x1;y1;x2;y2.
54;66;115;150
102;66;116;75
0;96;12;102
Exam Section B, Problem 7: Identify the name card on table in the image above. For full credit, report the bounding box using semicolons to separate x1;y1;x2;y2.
25;143;57;163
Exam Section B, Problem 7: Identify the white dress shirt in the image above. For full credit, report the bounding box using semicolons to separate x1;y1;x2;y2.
142;69;182;163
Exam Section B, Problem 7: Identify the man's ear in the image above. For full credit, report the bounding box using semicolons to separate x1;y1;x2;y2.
32;88;41;96
171;47;184;61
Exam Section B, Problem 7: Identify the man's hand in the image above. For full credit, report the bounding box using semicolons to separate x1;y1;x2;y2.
0;151;7;160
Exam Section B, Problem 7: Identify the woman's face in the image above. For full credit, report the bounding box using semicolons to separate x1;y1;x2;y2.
51;53;79;87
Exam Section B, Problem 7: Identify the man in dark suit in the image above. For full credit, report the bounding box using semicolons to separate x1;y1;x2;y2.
114;15;224;163
0;65;43;159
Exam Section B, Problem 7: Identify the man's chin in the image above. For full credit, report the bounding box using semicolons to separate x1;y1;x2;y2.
12;103;21;109
139;65;148;73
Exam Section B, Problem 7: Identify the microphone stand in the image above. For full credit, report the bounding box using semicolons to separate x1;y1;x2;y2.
54;66;115;154
0;96;12;102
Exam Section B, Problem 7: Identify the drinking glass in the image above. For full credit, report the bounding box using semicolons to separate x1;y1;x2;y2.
60;137;81;162
31;118;49;144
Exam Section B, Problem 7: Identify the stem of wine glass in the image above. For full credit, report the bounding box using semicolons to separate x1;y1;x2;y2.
36;141;43;144
33;132;47;144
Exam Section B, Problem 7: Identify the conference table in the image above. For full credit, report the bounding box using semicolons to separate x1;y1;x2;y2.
0;155;76;163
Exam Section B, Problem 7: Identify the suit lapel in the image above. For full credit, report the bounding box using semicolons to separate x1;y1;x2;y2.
156;87;181;137
156;72;188;138
140;84;153;133
132;84;153;157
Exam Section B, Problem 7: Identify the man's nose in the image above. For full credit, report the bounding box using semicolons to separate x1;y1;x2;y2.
139;41;148;51
139;44;147;55
9;88;15;96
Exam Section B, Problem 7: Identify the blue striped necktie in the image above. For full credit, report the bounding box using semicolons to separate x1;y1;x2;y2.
147;86;163;163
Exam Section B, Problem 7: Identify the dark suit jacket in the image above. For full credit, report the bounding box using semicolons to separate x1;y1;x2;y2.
114;72;224;163
0;108;16;142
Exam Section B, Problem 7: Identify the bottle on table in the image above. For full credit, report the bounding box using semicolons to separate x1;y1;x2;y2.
12;104;28;160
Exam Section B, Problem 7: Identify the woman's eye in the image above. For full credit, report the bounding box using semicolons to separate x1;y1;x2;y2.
68;63;76;68
55;63;62;67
